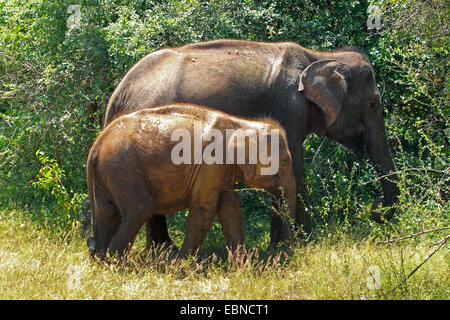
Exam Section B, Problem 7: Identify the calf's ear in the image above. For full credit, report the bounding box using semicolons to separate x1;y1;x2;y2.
226;130;258;181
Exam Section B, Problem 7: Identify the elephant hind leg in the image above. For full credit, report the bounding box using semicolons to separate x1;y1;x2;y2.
91;186;120;259
107;184;156;258
108;213;149;257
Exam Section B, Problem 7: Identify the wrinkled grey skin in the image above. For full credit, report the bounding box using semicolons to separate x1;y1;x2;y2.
103;39;399;246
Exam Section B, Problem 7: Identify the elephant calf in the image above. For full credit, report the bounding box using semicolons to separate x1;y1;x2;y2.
86;104;296;259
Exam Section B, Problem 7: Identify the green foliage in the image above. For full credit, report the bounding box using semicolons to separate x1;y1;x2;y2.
0;0;448;249
31;150;87;227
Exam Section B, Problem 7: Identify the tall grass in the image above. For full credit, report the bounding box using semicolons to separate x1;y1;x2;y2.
0;209;447;300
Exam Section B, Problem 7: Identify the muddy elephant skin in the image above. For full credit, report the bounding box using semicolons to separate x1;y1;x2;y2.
87;104;296;259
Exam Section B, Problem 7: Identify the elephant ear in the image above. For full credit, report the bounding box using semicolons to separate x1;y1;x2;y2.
226;129;258;181
298;59;349;127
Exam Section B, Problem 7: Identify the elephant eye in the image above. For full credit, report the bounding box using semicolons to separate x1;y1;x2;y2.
370;102;377;111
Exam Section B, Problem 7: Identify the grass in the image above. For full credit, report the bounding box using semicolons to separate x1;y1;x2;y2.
0;209;448;300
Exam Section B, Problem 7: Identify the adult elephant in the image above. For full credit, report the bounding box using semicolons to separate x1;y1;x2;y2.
103;39;399;246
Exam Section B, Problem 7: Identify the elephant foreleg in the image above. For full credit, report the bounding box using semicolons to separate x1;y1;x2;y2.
269;135;312;245
290;145;312;239
217;190;245;252
179;204;216;258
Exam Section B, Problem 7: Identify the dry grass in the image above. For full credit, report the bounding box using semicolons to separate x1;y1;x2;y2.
0;209;448;300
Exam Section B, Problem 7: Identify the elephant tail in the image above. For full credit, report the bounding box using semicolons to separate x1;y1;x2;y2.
86;147;98;252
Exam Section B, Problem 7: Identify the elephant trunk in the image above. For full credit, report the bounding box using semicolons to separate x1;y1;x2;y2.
366;122;400;222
